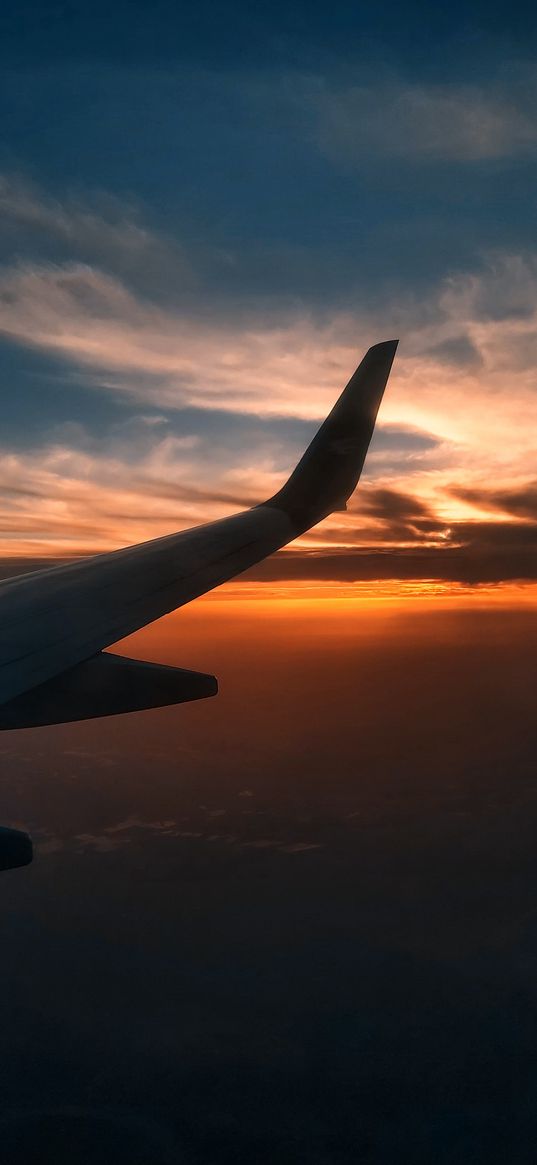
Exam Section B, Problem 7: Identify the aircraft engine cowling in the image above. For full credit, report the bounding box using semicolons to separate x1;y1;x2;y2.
0;826;33;870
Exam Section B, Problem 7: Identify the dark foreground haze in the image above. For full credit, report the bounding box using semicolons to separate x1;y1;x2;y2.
1;596;537;1164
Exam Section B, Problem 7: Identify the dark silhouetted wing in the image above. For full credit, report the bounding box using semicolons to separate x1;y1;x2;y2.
0;340;397;728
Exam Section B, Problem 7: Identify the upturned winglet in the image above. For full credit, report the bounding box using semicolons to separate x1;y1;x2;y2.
264;339;398;533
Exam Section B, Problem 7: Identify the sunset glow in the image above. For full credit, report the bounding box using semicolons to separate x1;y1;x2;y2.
2;6;537;1160
0;173;535;596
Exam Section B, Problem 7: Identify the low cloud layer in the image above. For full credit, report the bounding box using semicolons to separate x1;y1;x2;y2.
2;480;536;588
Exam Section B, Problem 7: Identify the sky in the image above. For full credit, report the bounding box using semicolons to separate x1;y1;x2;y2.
1;1;536;598
2;8;537;1163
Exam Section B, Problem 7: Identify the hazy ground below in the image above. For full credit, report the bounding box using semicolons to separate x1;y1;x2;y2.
1;597;537;1163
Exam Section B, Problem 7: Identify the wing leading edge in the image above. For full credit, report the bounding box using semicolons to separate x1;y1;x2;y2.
0;340;398;727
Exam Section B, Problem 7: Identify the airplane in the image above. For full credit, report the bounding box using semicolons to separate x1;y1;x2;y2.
0;339;398;869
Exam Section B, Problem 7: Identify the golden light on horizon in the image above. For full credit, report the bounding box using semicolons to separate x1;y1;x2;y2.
157;578;537;611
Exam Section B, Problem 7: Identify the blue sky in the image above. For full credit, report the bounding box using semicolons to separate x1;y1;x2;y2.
0;1;536;582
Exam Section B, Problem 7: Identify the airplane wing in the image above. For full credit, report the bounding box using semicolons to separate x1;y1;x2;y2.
0;339;398;733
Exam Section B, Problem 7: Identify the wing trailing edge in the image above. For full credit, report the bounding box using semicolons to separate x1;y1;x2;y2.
0;652;217;730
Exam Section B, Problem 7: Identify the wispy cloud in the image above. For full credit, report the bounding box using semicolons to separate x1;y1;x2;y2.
308;78;537;163
0;174;193;289
0;436;265;553
0;261;356;416
0;175;150;253
0;245;537;427
1;245;536;485
1;180;537;570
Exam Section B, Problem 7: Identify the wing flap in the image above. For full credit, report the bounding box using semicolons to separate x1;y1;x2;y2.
0;652;218;730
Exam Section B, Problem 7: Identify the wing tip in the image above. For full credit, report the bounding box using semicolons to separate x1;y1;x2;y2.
366;337;399;358
264;338;399;531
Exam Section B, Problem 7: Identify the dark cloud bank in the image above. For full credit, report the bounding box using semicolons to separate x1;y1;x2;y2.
2;481;537;587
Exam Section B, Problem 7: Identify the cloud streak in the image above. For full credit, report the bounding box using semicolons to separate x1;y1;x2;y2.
1;246;537;448
307;77;537;163
0;180;536;579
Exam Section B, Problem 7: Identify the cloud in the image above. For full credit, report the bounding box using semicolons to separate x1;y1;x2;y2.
452;482;537;521
0;261;362;417
0;178;537;568
1;245;537;557
2;178;537;414
310;79;537;163
424;336;482;368
0;175;150;254
1;247;537;451
0;435;263;553
341;487;449;548
2;472;536;587
0;174;193;294
241;531;537;586
0;418;447;555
